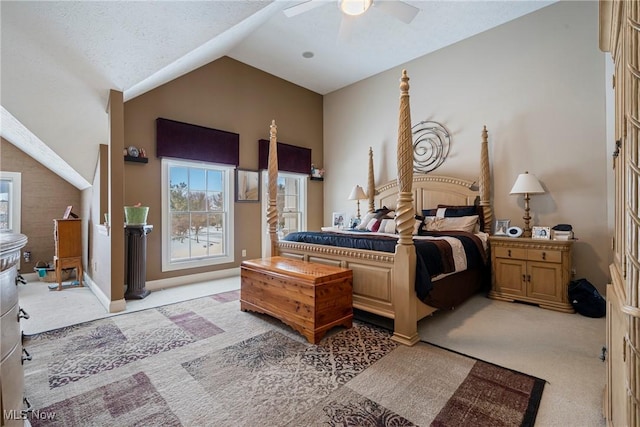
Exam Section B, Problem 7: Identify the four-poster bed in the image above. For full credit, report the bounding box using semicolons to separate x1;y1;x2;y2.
263;70;493;345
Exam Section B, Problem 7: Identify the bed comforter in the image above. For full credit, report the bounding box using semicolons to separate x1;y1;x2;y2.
282;230;488;301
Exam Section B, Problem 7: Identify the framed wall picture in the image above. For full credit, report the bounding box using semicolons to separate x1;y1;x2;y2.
235;169;260;202
332;212;345;229
532;226;551;239
494;219;510;236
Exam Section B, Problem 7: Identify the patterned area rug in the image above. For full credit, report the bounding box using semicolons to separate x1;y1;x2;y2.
22;291;544;426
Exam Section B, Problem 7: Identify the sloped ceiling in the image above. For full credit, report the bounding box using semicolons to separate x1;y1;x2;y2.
0;0;555;188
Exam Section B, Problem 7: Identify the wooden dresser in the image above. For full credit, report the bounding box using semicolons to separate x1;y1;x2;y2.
1;232;29;426
240;257;353;344
489;236;574;313
53;218;82;290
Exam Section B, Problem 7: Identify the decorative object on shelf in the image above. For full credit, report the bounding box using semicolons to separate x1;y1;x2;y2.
507;226;523;238
411;120;450;173
532;226;551;239
510;171;545;238
332;212;345;229
138;147;147;158
348;184;367;220
311;164;325;180
127;145;139;157
124;203;149;225
235;169;260;202
494;219;510;236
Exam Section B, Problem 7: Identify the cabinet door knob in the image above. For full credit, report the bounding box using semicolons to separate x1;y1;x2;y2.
18;307;30;320
21;348;32;364
542;252;546;260
508;249;512;257
522;274;526;282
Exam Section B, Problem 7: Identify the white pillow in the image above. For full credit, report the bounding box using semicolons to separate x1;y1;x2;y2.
422;215;478;233
357;212;375;230
379;218;396;234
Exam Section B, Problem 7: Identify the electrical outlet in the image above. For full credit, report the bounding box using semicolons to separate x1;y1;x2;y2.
571;268;576;277
242;249;247;257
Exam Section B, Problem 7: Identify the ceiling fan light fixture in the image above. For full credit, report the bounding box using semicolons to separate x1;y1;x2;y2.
339;0;372;16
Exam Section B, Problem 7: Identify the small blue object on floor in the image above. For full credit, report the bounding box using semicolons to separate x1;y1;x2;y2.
48;281;81;291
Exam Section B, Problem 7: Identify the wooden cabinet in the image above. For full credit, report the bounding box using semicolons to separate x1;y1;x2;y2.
489;236;574;313
1;233;29;426
53;219;83;290
600;1;640;424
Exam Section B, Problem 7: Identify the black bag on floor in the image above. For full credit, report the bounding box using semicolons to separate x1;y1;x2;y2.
568;278;606;318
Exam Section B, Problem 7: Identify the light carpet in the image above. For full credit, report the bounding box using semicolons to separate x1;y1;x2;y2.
23;291;544;426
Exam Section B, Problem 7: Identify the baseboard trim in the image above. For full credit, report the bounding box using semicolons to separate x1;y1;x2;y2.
83;273;126;313
145;267;240;291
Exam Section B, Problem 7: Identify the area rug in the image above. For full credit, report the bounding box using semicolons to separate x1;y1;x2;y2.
22;290;544;426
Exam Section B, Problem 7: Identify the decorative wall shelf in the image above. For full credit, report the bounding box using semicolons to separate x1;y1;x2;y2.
310;177;324;181
124;156;148;163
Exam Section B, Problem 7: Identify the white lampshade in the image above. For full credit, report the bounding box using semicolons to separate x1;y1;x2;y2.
510;171;545;195
339;0;372;16
348;185;367;200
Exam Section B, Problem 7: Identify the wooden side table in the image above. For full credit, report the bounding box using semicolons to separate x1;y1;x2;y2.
489;236;574;313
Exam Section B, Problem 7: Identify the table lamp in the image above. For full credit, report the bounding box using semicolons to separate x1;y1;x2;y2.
510;171;545;237
348;185;367;220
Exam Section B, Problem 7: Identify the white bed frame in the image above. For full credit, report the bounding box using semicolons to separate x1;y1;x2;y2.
264;70;492;345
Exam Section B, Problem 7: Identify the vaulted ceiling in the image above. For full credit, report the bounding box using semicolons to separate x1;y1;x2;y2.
0;1;555;188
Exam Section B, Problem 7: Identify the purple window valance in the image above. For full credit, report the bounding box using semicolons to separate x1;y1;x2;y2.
258;139;311;175
156;118;239;166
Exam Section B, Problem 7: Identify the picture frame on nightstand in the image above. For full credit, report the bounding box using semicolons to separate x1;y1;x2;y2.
332;212;345;229
532;226;551;239
494;219;510;235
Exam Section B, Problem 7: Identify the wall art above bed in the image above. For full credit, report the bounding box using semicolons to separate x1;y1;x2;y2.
411;120;450;174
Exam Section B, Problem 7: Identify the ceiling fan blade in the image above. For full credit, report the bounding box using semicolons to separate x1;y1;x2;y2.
337;14;355;43
374;1;420;24
283;0;326;18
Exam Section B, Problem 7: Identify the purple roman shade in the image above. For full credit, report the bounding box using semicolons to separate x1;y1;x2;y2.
258;139;311;175
156;118;239;166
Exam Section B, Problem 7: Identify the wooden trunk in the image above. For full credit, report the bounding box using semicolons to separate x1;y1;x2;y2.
240;256;353;344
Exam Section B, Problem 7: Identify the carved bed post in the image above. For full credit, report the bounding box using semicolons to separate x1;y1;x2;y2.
479;125;493;233
367;147;375;213
392;70;419;346
266;120;279;257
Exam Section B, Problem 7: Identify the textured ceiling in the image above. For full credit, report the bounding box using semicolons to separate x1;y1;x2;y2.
0;0;555;188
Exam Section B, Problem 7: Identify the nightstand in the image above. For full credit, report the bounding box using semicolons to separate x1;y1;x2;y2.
488;236;574;313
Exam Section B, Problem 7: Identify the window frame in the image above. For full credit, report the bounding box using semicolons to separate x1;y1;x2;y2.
261;171;307;256
0;171;21;234
161;158;234;272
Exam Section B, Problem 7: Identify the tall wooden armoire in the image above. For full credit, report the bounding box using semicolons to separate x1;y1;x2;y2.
599;2;639;425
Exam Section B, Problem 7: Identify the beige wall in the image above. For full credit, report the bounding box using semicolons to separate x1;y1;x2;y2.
323;2;610;291
0;137;82;275
124;57;324;281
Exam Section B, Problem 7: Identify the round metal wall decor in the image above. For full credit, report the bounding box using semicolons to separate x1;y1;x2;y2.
411;121;450;173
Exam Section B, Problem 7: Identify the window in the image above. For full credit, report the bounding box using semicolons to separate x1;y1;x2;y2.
161;158;234;271
0;172;21;234
262;172;307;246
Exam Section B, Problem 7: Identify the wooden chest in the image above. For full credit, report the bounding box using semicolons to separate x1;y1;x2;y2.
240;256;353;344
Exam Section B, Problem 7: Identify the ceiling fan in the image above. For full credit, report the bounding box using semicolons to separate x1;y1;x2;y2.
283;0;420;25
